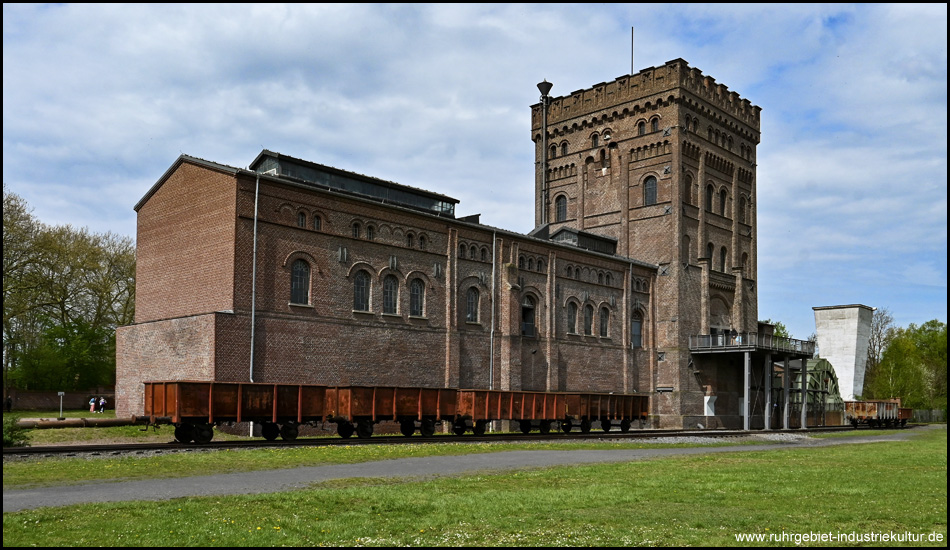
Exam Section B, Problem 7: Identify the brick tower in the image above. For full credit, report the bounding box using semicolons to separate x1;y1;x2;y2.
532;59;763;428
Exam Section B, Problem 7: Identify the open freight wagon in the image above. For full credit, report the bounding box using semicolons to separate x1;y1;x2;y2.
143;381;650;443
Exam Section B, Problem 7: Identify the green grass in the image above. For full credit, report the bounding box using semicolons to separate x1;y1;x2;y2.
3;438;747;489
2;427;945;547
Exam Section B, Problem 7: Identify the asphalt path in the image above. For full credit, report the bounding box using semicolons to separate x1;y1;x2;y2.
4;426;940;513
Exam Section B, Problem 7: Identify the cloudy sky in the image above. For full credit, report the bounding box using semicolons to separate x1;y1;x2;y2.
3;4;946;340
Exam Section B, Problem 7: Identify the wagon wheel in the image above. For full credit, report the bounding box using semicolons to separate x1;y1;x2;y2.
580;419;592;433
261;422;280;441
539;421;551;434
280;422;299;442
174;424;195;444
356;420;374;439
620;419;632;433
420;419;436;437
336;421;355;439
193;423;214;444
452;421;467;436
561;419;573;433
519;420;532;434
472;420;488;436
400;420;416;437
600;418;611;432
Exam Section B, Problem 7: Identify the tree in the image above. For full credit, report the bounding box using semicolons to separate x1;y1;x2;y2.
865;307;895;388
3;186;135;392
760;318;790;339
866;319;948;411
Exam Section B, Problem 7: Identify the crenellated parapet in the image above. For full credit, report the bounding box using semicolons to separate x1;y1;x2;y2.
531;58;761;140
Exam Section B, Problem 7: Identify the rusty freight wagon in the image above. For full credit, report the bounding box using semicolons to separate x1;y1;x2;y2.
844;399;911;428
455;390;650;435
143;381;333;443
324;386;459;438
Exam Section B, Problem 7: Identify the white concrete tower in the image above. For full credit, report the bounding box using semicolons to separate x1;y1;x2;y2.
813;305;874;400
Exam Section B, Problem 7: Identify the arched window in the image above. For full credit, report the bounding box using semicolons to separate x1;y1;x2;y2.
583;305;594;335
567;302;577;334
561;142;568;156
707;242;715;261
481;248;488;262
719;189;727;216
537;259;544;272
555;195;567;222
705;185;714;212
406;234;414;248
290;260;310;305
518;256;525;269
591;133;599;148
313;216;322;231
600;307;610;337
598;273;604;284
409;279;424;317
522;296;536;337
684;174;693;206
352;222;361;239
720;246;728;273
353;270;370;311
566;265;573;277
383;275;398;314
741;252;749;277
574;267;581;278
739;197;747;224
527;258;534;271
297;212;306;228
459;244;466;257
419;235;427;250
470;246;477;260
549;145;557;159
631;313;643;348
644;176;657;206
366;225;375;241
605;273;612;286
651;118;659;132
682;235;691;264
466;288;479;323
638;121;645;136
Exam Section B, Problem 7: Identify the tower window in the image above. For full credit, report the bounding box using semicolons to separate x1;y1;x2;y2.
383;274;398;314
600;307;610;337
410;279;424;317
353;270;370;311
352;222;361;239
297;212;306;228
466;288;479;323
651;118;659;132
555;195;567;222
591;133;599;148
522;296;537;337
583;305;593;335
561;142;568;156
631;313;643;348
290;259;310;305
567;302;577;334
644;176;657;206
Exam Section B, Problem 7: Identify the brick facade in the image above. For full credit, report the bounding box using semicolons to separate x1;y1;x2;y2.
118;58;761;429
116;155;657;419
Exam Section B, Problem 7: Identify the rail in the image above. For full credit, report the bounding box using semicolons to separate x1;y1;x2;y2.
688;332;815;355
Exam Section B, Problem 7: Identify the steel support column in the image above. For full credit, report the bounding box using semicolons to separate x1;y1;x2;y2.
742;351;750;431
800;358;808;429
782;357;790;430
763;353;772;430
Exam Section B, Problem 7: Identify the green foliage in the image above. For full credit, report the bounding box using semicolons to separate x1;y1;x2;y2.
866;319;948;411
2;414;31;447
3;184;134;392
759;318;790;339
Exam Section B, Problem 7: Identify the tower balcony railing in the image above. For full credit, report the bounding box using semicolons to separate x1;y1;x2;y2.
689;333;815;355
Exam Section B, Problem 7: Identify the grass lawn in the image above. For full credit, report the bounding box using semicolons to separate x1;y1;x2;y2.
2;427;945;546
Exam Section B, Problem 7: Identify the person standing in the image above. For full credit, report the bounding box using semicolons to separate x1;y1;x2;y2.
89;397;97;413
98;396;107;414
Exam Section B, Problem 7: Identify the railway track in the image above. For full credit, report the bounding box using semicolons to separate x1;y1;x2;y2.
3;425;859;458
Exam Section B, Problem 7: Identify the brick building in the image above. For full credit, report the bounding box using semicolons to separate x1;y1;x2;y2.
117;58;814;429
